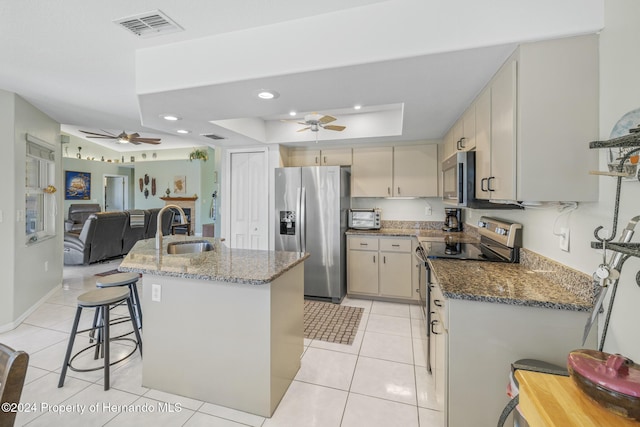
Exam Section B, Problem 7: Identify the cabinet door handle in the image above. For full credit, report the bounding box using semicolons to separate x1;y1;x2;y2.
397;187;401;195
360;243;368;246
383;256;386;264
324;156;327;164
434;299;443;307
487;176;496;192
430;320;441;335
315;156;318;164
460;137;466;149
373;255;376;263
387;187;391;195
481;178;488;192
392;244;400;247
456;139;462;150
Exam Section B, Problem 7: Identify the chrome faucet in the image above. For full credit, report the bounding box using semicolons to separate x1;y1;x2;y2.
156;204;188;250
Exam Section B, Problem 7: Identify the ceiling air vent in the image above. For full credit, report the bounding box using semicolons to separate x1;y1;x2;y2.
114;10;183;38
202;134;226;140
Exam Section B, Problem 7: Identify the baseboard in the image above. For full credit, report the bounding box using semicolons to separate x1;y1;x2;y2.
0;283;62;333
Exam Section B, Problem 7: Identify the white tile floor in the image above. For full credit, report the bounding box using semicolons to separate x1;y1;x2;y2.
1;260;443;426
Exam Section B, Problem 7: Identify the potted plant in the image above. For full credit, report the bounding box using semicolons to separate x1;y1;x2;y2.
189;148;208;162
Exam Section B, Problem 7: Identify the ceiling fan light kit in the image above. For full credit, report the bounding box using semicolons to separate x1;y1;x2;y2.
296;114;346;133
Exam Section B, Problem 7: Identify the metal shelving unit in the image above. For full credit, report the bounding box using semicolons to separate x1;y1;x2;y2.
589;125;640;350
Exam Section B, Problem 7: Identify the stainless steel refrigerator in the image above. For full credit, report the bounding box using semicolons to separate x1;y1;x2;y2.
274;166;350;303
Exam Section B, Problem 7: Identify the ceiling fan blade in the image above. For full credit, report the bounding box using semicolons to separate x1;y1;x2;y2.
129;132;140;138
297;127;311;132
86;135;117;139
131;138;161;144
324;125;346;131
80;130;116;137
319;115;337;125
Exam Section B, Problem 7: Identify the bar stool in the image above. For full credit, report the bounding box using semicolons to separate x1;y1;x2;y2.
58;287;142;391
94;272;142;329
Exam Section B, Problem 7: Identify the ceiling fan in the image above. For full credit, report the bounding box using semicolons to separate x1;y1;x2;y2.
79;130;161;145
297;113;346;133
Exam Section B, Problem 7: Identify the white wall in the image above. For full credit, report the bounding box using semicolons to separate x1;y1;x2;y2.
0;90;17;325
352;198;446;222
133;160;203;232
62;157;131;213
0;90;62;328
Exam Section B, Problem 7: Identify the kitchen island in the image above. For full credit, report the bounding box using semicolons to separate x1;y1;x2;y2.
119;236;309;417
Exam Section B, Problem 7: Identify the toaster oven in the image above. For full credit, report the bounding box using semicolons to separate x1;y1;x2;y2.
348;208;381;230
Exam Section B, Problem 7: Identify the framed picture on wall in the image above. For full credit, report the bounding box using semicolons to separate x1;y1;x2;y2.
64;171;91;200
173;175;186;195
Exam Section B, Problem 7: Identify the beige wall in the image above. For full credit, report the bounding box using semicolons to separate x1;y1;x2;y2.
0;90;62;328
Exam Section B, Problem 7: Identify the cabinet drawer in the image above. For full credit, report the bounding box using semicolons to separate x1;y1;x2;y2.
379;238;411;252
348;236;379;250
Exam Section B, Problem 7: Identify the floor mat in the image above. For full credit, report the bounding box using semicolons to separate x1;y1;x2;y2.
304;300;363;345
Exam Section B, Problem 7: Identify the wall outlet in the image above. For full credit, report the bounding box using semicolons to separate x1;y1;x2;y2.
559;227;570;252
425;206;432;216
44;261;48;272
151;284;162;302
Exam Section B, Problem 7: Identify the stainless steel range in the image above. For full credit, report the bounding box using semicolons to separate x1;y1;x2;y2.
414;216;523;373
421;216;522;263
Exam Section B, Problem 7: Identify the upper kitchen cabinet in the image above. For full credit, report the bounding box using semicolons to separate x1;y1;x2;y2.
443;104;476;160
352;144;438;197
475;34;599;202
393;144;438;197
288;147;352;167
352;147;394;197
288;148;320;166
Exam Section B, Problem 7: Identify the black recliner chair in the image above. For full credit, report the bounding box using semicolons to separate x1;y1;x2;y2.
63;212;128;265
145;208;174;239
64;204;101;233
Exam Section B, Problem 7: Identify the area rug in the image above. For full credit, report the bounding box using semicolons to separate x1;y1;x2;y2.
304;300;363;345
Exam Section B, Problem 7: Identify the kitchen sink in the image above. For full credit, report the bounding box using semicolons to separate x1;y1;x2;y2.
166;240;214;254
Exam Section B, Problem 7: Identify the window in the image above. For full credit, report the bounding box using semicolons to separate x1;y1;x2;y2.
25;134;55;243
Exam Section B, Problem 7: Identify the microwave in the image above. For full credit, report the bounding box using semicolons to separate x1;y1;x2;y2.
442;151;494;209
348;208;381;230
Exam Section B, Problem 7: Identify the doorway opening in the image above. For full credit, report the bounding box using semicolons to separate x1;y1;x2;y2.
104;174;129;211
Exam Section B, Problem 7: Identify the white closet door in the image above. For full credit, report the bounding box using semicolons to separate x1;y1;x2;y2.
230;151;268;249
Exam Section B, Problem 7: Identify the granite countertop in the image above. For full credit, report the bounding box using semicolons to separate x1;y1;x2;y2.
119;236;309;285
428;258;592;312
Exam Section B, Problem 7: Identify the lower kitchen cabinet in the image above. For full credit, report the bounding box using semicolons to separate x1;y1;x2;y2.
348;247;379;295
347;235;418;301
432;281;595;427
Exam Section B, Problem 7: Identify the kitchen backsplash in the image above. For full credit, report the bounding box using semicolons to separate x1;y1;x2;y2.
380;220;481;238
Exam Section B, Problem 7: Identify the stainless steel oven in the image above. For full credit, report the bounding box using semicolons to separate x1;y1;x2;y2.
416;217;523;375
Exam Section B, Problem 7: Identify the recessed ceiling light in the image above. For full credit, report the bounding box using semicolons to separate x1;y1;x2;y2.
289;111;297;116
160;114;181;121
256;90;279;100
176;129;190;134
354;105;362;110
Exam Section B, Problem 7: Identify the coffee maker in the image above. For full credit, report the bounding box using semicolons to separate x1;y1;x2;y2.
443;208;463;232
